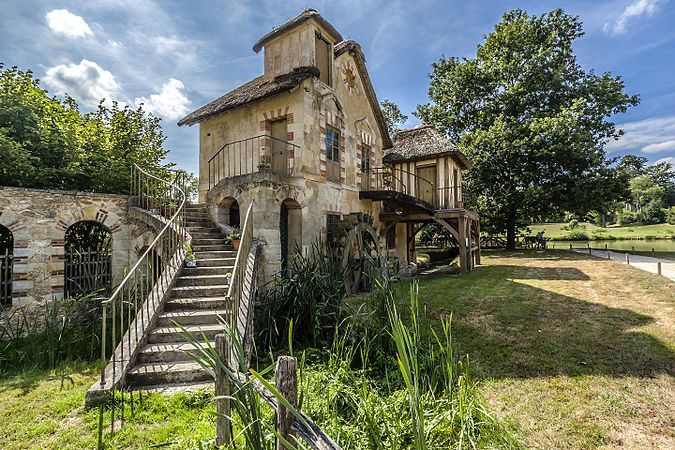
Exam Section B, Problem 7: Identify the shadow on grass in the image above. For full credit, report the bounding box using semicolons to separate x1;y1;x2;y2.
0;361;97;395
415;250;675;380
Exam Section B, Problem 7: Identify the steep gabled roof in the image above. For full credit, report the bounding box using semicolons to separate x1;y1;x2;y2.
177;66;319;127
252;8;343;53
383;125;472;169
334;39;393;149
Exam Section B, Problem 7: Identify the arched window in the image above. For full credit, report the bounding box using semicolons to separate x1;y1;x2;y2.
280;198;302;273
0;224;13;306
64;221;112;297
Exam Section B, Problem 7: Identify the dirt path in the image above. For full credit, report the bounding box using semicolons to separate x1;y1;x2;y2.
572;248;675;282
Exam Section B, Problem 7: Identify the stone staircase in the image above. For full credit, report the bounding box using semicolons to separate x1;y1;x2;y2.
126;204;236;392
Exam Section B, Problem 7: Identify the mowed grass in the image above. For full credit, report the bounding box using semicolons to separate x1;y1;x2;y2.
413;250;675;449
0;362;217;449
532;222;675;239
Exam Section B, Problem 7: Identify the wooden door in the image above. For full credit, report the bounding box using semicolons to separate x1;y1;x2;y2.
271;119;288;174
416;165;436;206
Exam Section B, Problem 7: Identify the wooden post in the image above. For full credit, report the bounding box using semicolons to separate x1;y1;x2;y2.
657;262;662;275
588;245;592;255
458;215;467;275
569;243;572;250
625;253;630;264
215;334;231;446
475;219;481;265
276;356;297;450
607;250;611;260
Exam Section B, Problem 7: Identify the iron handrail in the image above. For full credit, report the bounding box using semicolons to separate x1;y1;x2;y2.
207;134;301;189
98;164;187;400
366;167;437;205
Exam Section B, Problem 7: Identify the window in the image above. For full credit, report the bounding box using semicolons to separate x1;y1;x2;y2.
326;213;341;245
325;126;340;182
361;144;371;173
315;33;331;85
326;127;340;162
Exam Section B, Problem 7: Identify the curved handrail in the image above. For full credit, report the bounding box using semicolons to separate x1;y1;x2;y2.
97;164;187;397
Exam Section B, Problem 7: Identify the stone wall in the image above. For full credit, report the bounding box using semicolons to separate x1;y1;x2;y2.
0;187;150;307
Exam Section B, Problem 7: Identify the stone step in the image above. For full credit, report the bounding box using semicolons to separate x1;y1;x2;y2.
187;226;221;234
127;361;211;385
195;250;237;260
170;284;229;298
130;380;214;394
197;257;237;267
185;220;216;228
136;341;216;363
147;323;224;344
192;238;228;246
182;265;234;276
157;308;228;327
164;297;228;311
176;274;231;287
189;232;226;240
192;244;231;252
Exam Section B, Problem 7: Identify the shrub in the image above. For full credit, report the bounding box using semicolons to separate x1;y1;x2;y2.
619;210;639;225
666;206;675;225
564;229;589;241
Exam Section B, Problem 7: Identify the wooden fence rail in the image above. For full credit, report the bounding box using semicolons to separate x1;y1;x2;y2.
214;332;342;450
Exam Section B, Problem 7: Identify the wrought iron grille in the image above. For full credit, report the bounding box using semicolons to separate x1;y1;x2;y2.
0;249;12;306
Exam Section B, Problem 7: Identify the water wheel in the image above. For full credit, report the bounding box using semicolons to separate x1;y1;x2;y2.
335;213;382;295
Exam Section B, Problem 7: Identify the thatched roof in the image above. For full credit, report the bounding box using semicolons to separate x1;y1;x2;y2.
177;66;318;127
252;8;343;53
383;125;472;169
334;39;392;149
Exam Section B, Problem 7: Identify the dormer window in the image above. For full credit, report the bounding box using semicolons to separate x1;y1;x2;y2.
315;33;332;86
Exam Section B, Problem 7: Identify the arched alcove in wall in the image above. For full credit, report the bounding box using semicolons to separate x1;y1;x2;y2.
215;197;240;228
0;224;13;306
280;198;302;273
64;220;112;297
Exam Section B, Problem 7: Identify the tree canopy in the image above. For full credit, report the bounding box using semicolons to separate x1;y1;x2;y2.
416;9;639;248
0;63;170;194
380;99;408;137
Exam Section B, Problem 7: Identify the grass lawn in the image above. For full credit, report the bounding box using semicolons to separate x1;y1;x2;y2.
2;250;673;449
0;362;217;449
413;250;675;449
532;222;675;240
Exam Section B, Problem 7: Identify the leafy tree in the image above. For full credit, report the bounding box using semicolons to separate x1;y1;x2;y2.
380;99;408;136
416;9;638;248
0;63;170;194
627;175;666;224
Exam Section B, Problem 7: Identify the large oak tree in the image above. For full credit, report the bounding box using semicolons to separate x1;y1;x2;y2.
416;9;638;248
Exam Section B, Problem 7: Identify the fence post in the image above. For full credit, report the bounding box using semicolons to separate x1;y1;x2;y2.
625;253;630;264
588;245;592;255
657;262;662;275
215;333;232;446
569;243;572;250
607;250;611;260
276;356;298;450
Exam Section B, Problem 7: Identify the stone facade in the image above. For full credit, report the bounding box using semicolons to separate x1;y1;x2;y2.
0;187;153;307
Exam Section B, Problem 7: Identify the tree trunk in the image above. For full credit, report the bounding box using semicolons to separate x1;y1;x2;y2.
506;212;517;250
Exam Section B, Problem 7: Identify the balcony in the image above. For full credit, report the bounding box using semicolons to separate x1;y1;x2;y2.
207;135;300;190
360;167;463;212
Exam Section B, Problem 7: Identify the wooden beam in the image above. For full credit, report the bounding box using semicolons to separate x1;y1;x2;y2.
458;215;467;275
434;218;459;242
475;219;481;265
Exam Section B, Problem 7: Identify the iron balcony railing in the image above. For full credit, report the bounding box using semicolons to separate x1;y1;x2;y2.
207;135;301;190
364;167;463;210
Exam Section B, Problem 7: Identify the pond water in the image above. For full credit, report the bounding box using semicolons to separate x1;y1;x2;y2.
552;239;675;252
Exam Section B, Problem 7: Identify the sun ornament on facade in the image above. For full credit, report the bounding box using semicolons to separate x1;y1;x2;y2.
341;62;359;95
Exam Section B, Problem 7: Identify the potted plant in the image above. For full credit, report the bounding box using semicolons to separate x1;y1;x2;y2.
257;162;271;170
226;227;242;250
183;242;197;268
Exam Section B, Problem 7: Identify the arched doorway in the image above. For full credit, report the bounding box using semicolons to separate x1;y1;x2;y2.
280;199;302;273
0;224;13;306
64;221;112;297
216;197;240;228
138;245;163;285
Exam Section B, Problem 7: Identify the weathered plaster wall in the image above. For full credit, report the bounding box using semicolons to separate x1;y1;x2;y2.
0;187;148;306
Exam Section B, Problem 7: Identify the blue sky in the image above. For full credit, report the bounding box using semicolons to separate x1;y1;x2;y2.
1;0;674;174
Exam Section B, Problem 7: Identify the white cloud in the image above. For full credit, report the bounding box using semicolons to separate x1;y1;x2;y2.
44;59;121;107
134;78;191;120
606;115;675;154
642;139;675;153
45;9;93;38
655;156;675;166
603;0;663;35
